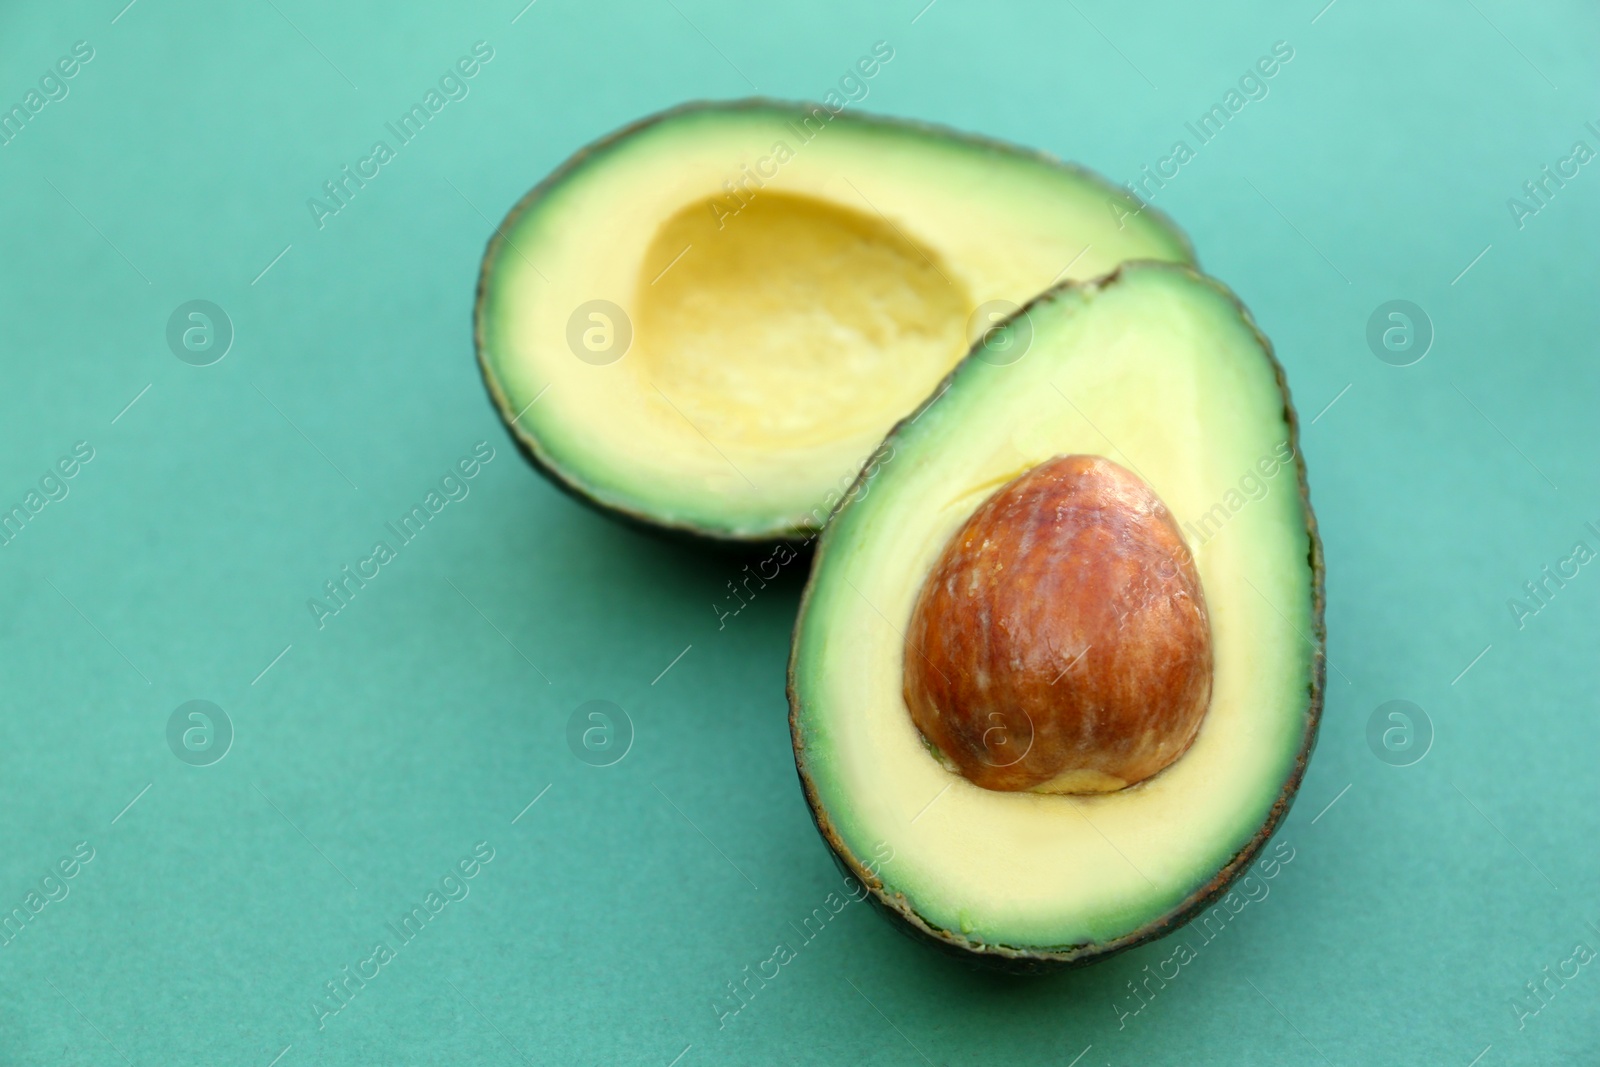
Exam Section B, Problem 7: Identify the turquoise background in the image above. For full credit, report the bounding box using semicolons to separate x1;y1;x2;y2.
1;1;1596;1064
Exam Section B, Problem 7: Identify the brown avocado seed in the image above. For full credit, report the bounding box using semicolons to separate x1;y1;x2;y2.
903;455;1213;794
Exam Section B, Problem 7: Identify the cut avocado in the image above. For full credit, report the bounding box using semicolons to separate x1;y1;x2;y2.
788;262;1323;971
474;100;1193;542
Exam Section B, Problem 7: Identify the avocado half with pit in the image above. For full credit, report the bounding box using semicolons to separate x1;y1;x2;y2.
474;100;1192;543
788;262;1323;971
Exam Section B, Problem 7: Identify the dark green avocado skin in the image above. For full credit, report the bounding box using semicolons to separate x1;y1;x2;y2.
785;265;1325;973
482;404;799;555
472;98;1194;547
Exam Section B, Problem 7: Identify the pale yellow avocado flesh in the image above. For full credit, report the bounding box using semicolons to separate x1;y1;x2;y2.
477;101;1192;539
790;264;1320;954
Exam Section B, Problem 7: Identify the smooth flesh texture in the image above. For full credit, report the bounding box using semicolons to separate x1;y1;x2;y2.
475;100;1193;541
789;263;1322;966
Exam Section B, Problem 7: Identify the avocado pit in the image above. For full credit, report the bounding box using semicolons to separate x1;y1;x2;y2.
903;454;1213;793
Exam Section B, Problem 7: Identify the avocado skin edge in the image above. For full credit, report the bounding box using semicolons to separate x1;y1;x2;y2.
785;261;1326;973
471;98;1196;547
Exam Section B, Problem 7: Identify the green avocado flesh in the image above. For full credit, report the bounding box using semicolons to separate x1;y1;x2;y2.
789;263;1323;967
475;100;1193;542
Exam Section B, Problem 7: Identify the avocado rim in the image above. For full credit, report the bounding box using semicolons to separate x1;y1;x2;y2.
785;262;1325;973
470;98;1197;547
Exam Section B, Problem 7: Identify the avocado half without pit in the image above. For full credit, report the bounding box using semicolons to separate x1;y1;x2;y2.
473;100;1192;542
788;262;1324;971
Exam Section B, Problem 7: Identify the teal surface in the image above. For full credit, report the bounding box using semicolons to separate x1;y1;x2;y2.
0;1;1594;1064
